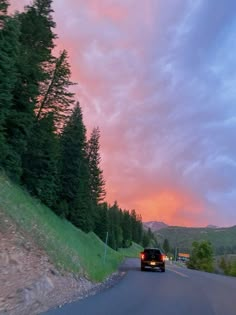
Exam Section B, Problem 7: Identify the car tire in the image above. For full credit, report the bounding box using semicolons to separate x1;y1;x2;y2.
161;268;165;272
141;264;145;271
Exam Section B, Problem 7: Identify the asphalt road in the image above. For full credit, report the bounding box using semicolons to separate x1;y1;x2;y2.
42;258;236;315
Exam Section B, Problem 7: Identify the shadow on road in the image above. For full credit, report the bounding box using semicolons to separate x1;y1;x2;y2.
119;258;164;273
118;258;139;272
119;264;140;272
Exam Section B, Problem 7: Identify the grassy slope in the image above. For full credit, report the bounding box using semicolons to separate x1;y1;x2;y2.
0;174;141;281
156;226;236;253
118;242;143;258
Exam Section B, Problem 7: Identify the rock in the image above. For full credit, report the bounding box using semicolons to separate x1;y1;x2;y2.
0;252;9;266
23;276;54;306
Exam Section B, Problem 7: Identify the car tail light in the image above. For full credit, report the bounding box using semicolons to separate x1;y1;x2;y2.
160;254;165;261
140;253;145;260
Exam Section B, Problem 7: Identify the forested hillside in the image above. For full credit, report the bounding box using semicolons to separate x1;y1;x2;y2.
0;0;156;249
157;226;236;255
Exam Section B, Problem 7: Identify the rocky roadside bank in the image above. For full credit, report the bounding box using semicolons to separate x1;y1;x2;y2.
0;214;125;315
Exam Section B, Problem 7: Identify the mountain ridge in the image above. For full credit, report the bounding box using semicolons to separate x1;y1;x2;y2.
143;221;227;232
143;221;168;231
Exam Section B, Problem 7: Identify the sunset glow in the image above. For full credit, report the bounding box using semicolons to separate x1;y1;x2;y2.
10;0;236;227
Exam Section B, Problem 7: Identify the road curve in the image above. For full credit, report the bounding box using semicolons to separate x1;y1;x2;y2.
42;258;236;315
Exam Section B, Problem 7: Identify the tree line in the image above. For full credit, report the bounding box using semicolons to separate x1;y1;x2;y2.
0;0;156;249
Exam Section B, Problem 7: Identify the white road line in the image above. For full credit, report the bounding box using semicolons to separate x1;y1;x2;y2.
167;268;189;278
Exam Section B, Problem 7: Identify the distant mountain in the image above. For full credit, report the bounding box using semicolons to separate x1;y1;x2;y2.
143;221;168;231
206;225;218;229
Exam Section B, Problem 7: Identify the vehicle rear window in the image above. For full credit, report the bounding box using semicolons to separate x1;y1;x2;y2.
144;249;161;255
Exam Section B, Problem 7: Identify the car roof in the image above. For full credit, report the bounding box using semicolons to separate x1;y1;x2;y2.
144;247;162;251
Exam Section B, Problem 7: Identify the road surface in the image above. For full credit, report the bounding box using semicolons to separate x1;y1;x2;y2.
42;258;236;315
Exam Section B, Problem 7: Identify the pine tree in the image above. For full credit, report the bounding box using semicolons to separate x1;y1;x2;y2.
36;49;75;130
0;0;9;166
22;49;75;204
59;102;92;231
130;209;142;245
87;127;106;205
22;113;59;207
94;202;108;242
135;213;143;244
0;9;20;175
20;0;56;63
3;0;56;180
163;238;170;253
142;228;155;248
0;0;9;28
0;0;8;11
0;17;19;121
121;210;132;248
107;201;123;250
142;230;150;248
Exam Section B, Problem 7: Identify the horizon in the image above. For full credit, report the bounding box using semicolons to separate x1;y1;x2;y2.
143;220;236;229
10;0;236;227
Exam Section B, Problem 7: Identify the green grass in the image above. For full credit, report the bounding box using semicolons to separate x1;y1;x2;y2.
118;242;143;258
214;254;236;276
0;174;126;282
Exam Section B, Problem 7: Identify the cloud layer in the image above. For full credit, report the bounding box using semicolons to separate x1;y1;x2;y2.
10;0;236;226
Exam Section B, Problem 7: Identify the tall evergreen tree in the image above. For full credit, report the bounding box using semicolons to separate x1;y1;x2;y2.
36;49;75;129
59;102;92;231
20;0;56;63
87;127;106;205
130;209;142;244
3;0;56;180
135;213;143;244
94;202;108;242
0;9;20;175
142;228;156;248
22;49;75;205
22;113;59;207
107;201;123;250
0;0;9;28
121;210;132;248
163;238;170;253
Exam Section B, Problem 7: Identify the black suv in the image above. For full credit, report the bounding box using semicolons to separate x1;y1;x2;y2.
140;248;165;272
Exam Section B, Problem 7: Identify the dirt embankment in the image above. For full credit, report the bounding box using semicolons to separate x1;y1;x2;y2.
0;213;123;315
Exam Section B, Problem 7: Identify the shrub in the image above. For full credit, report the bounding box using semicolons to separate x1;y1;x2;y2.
187;240;214;272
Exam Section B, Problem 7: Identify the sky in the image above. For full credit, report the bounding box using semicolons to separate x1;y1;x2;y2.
10;0;236;227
